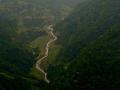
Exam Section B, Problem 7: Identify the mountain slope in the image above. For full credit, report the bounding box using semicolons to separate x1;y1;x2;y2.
45;0;120;89
0;0;120;89
0;14;37;90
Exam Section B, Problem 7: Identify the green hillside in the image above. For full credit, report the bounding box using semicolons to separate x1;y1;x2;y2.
0;0;83;89
0;0;82;46
0;0;120;89
45;0;120;89
0;14;37;90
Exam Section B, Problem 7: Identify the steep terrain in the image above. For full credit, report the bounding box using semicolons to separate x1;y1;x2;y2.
45;0;120;89
0;13;37;89
0;0;120;90
0;0;82;46
0;0;83;89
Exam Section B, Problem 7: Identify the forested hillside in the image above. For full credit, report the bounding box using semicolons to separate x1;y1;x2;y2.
0;0;120;90
0;0;83;89
0;0;82;46
45;0;120;89
0;12;37;89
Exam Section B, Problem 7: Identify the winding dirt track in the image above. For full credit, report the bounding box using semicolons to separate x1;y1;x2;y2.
35;25;57;83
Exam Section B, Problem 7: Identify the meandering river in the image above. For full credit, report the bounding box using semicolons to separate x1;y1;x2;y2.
35;25;57;83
